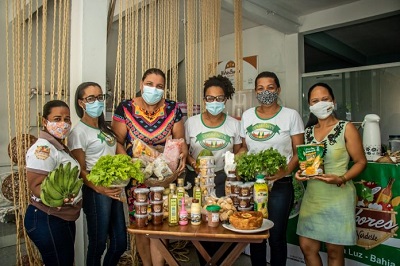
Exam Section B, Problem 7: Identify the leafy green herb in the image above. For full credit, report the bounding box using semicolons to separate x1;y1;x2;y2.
235;148;287;182
87;154;144;187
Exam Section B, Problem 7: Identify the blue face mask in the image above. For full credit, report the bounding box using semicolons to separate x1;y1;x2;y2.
206;101;225;116
85;100;104;118
142;86;164;105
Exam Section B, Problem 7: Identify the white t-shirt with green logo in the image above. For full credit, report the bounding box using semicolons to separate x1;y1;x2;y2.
185;114;242;171
240;106;304;163
68;121;117;171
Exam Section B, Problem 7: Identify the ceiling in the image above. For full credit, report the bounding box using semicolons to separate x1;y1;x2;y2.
220;0;400;73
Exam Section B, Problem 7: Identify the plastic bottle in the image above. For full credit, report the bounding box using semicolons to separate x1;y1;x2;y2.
253;174;268;218
168;183;178;226
190;198;201;225
179;197;188;225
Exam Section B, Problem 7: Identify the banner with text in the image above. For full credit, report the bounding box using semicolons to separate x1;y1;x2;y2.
287;162;400;266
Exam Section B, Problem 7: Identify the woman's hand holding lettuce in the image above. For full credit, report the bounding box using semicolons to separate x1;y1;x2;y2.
87;154;144;187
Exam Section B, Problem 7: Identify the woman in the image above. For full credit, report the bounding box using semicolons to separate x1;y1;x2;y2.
295;83;367;265
239;71;304;266
111;68;187;266
24;100;81;266
68;82;127;266
185;75;242;265
185;75;241;196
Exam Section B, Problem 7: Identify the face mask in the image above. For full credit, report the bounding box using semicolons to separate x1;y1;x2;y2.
142;86;164;105
85;100;104;118
310;101;334;119
46;121;71;139
206;102;225;116
256;90;278;105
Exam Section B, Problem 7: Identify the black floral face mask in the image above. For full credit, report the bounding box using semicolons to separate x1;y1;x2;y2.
256;90;278;105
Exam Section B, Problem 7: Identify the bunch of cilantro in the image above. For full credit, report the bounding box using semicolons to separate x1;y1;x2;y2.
235;148;287;182
87;154;144;187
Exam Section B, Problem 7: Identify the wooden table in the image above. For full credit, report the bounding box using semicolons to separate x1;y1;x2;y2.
127;221;270;266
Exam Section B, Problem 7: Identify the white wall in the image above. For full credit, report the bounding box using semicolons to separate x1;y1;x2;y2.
218;26;302;113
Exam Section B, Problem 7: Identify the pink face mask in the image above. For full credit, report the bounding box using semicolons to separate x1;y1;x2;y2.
45;121;71;139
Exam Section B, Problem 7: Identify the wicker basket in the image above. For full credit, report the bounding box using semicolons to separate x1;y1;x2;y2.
1;171;21;203
8;134;37;165
144;169;186;188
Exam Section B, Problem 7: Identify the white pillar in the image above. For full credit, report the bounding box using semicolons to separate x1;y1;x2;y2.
70;1;108;265
284;33;302;111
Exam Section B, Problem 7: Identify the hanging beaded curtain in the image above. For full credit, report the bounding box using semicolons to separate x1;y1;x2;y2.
184;0;221;117
113;0;180;112
5;0;70;265
234;0;243;91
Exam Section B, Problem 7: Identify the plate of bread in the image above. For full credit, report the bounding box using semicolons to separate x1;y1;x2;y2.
224;211;274;233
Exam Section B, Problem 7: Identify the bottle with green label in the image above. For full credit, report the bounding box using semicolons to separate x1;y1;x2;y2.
176;178;185;209
253;174;268;218
168;183;178;226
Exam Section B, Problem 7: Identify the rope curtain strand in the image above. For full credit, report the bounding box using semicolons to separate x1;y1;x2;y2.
184;0;221;116
5;0;71;264
113;0;179;108
234;0;243;91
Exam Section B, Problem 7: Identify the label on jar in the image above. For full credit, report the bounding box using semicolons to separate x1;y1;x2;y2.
239;185;250;196
151;201;163;213
225;181;232;196
211;212;219;223
191;213;201;224
151;191;163;201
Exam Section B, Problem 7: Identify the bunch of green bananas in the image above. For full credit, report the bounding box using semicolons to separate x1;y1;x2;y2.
40;162;83;207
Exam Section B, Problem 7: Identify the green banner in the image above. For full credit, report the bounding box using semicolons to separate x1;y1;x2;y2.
287;162;400;265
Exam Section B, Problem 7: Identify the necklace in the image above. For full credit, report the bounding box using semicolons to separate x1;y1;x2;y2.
138;105;161;120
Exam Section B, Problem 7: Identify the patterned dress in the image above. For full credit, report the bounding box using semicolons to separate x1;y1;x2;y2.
113;99;183;220
296;121;357;245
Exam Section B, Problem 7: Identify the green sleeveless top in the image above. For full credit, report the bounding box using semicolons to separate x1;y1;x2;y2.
297;121;357;245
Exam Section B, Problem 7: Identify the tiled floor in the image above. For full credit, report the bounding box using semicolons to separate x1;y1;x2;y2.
0;221;25;266
171;241;252;266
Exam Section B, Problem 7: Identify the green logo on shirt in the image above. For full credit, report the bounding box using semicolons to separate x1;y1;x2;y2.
195;131;231;151
98;131;116;146
246;123;280;141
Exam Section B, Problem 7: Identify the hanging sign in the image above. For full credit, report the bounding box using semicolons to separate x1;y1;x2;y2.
217;55;258;90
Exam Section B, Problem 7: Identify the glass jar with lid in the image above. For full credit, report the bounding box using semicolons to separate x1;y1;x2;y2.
388;135;400;155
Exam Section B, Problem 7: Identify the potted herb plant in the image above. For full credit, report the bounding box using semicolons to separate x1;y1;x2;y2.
235;148;287;182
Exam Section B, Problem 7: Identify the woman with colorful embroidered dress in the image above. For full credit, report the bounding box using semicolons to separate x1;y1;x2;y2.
111;68;187;266
295;83;367;265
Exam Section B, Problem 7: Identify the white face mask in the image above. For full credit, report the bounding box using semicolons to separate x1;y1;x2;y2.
309;101;334;119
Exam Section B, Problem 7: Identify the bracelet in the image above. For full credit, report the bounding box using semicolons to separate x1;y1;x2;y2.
337;175;347;187
190;161;196;168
